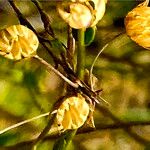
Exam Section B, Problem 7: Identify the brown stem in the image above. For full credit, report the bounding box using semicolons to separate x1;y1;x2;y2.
31;0;55;37
67;25;74;69
2;120;150;149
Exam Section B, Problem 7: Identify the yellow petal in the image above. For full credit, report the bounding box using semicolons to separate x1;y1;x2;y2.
0;25;39;60
125;0;150;50
90;0;107;27
50;94;90;133
57;2;92;29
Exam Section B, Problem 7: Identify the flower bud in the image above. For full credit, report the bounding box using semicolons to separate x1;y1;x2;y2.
0;25;39;60
125;0;150;50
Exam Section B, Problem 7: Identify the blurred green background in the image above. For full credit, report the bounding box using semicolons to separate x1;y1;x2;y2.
0;0;150;150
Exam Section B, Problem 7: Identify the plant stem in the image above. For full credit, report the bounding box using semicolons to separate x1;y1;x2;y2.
62;29;85;148
33;55;78;88
0;112;49;135
53;29;86;150
76;28;85;79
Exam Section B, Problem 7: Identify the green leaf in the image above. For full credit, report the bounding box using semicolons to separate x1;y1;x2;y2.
84;27;96;46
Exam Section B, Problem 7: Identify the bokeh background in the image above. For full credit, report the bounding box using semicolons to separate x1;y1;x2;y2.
0;0;150;150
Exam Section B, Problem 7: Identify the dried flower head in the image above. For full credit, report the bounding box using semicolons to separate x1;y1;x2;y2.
125;0;150;50
57;0;107;29
57;2;92;29
50;94;90;133
0;25;39;60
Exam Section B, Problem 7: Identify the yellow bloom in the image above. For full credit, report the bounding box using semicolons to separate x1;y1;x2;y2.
57;0;107;29
125;0;150;50
57;2;92;29
50;94;90;133
0;25;39;60
90;0;107;27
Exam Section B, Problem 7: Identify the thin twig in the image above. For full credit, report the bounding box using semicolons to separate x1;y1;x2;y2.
90;44;108;91
2;120;150;149
67;25;75;69
31;0;55;37
33;55;79;88
8;0;37;34
0;112;49;135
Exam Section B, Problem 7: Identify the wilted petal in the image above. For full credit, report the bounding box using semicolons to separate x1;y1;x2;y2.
50;94;90;133
90;0;107;27
57;2;92;29
125;0;150;50
0;25;39;60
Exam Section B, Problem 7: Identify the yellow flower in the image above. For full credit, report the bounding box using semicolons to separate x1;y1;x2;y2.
57;2;92;29
125;0;150;50
50;94;90;133
0;25;39;60
57;0;107;29
90;0;107;27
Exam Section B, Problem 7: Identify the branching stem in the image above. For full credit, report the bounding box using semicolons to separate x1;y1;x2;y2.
33;55;79;88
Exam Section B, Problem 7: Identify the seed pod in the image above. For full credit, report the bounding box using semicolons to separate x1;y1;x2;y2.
125;0;150;50
50;94;90;133
0;25;39;60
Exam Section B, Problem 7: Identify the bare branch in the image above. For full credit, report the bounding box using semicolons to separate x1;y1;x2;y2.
90;44;108;90
33;55;79;88
67;25;75;69
0;112;49;135
2;120;150;149
8;0;37;34
31;0;55;37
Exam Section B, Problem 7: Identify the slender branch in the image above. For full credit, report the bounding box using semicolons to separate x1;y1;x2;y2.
67;25;74;69
90;44;108;90
8;0;37;34
33;55;79;88
0;112;49;135
2;120;150;149
31;0;55;37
